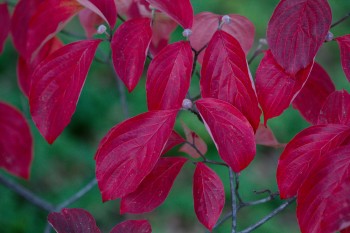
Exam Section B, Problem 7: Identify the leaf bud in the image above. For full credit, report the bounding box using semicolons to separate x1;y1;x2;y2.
182;99;193;109
97;25;107;34
182;29;192;38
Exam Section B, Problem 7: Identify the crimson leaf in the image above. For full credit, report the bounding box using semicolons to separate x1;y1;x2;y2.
0;3;10;55
297;145;350;233
77;0;117;28
267;0;332;74
255;50;313;123
146;0;193;29
179;122;207;159
201;30;260;131
26;0;83;59
336;35;350;82
17;37;63;97
196;98;256;172
120;157;187;214
0;102;33;179
255;124;283;148
277;124;350;199
318;90;350;126
112;18;152;92
193;162;225;231
79;9;104;39
162;130;185;155
110;220;152;233
95;109;177;201
30;39;101;144
292;63;335;125
146;41;193;110
48;208;101;233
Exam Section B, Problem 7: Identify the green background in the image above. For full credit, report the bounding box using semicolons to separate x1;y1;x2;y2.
1;0;350;232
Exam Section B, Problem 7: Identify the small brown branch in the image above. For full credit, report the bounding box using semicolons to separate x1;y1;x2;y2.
248;38;268;65
117;14;126;22
331;12;350;28
229;168;237;233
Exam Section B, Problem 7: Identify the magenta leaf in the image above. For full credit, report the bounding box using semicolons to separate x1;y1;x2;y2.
255;50;313;123
17;37;63;97
277;124;350;199
48;208;101;233
95;109;177;201
77;0;117;28
0;102;33;179
0;3;10;55
337;35;350;82
318;90;350;126
110;220;152;233
267;0;332;74
112;18;152;92
342;227;350;233
26;0;83;59
292;63;335;124
193;162;225;231
79;9;104;39
146;0;193;29
29;39;101;144
297;145;350;233
11;0;43;56
146;41;193;110
255;124;283;148
190;12;254;56
179;122;207;159
201;30;261;131
120;157;187;214
162;130;185;155
196;98;256;172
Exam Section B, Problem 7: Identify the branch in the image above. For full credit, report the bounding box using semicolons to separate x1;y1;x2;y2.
0;173;55;212
248;38;267;65
229;168;237;233
239;192;279;209
331;12;350;28
238;197;296;233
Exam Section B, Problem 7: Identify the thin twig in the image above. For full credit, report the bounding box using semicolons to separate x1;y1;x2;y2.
248;38;268;65
235;173;244;205
238;197;296;233
185;141;228;167
331;12;350;28
239;192;279;209
0;173;55;212
117;14;126;22
229;168;237;233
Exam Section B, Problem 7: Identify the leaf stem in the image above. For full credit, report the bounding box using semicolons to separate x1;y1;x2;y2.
331;12;350;28
0;173;55;212
229;168;237;233
238;197;296;233
248;38;268;65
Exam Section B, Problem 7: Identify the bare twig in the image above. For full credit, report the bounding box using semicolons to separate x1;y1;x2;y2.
239;192;279;209
331;12;350;28
117;14;126;22
229;168;237;233
235;173;244;205
0;173;55;212
238;197;296;233
248;38;268;65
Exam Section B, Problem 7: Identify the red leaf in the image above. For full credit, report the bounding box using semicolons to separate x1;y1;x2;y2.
297;145;350;233
112;18;152;92
29;40;101;144
267;0;332;74
123;0;151;19
337;35;350;82
277;124;350;199
292;63;335;124
190;12;254;56
48;208;101;233
120;157;187;214
256;50;313;123
200;30;261;131
255;124;283;148
0;3;10;54
146;0;193;29
0;102;33;179
162;130;185;155
11;0;43;56
77;0;117;28
110;220;152;233
79;9;104;39
196;98;256;172
149;12;177;56
146;41;193;110
179;122;207;159
342;227;350;233
26;0;83;59
17;37;63;97
95;110;177;201
193;162;225;231
318;90;350;126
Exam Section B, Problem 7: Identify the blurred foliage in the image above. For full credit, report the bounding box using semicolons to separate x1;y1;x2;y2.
0;0;350;232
